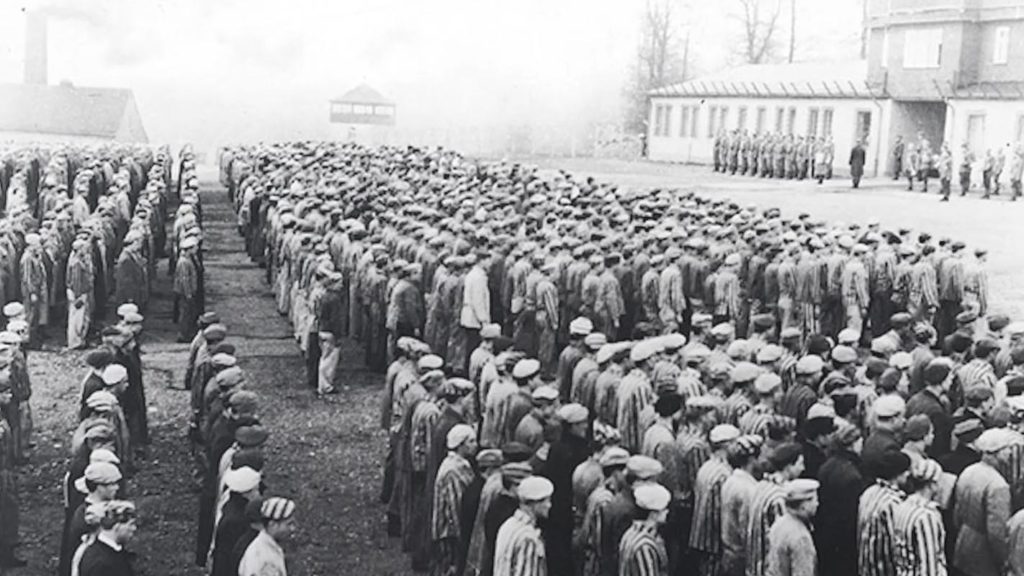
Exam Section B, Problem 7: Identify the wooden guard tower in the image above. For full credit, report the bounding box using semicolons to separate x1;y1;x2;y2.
329;84;396;126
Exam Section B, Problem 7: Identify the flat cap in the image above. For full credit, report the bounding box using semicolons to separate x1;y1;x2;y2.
447;424;476;449
235;425;270;447
599;446;631;468
418;354;444;371
924;359;952;385
101;364;128;385
754;373;782;395
756;344;784;363
569;317;594;336
261;497;296;521
873;394;906;418
709;423;741;445
517;476;555;502
832;345;858;364
476;449;504;468
975;428;1023;453
730;362;761;384
512;358;541;379
480;324;501;339
626;455;664;480
584;332;608;350
224;466;261;493
558;403;590;424
796;355;825;375
634;484;672;512
910;458;942;483
784;478;819;502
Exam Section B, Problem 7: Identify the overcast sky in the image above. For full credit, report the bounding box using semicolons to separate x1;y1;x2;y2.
0;0;863;150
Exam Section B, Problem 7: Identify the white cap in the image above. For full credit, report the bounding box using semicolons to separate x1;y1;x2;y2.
101;364;128;385
517;476;555;502
224;466;261;493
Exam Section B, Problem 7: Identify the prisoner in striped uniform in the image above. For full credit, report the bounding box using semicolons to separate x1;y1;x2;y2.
739;373;783;436
857;450;910;576
747;443;804;576
494;476;552;576
765;479;820;576
689;424;739;576
431;424;478;576
619;484;671;576
722;363;759;426
617;342;657;453
721;434;763;576
578;447;629;576
892;459;947;576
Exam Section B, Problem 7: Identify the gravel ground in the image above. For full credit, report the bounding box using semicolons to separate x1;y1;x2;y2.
14;183;409;576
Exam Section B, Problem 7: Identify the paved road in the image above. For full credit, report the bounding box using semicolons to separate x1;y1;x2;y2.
534;157;1024;318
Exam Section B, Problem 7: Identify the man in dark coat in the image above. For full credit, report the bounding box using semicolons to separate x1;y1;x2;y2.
540;403;591;576
849;140;867;189
815;420;867;576
906;359;955;458
211;469;262;576
78;501;137;576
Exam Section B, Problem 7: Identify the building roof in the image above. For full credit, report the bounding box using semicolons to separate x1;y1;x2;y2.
330;84;394;106
650;60;879;99
0;82;139;139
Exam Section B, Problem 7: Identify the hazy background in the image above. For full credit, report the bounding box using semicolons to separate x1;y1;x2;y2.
0;0;863;154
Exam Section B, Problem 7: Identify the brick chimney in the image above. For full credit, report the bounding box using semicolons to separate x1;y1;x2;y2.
24;10;48;85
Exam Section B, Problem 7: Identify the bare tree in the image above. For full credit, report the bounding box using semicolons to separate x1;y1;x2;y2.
624;0;690;133
735;0;783;64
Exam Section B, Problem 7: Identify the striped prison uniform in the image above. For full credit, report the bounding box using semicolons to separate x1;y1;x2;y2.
857;479;906;576
432;452;476;575
738;404;776;436
690;456;732;576
619;520;669;576
892;493;946;576
746;478;786;576
616;370;654;453
494;509;546;576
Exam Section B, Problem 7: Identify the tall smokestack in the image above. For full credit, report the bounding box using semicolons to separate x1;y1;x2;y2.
24;10;48;85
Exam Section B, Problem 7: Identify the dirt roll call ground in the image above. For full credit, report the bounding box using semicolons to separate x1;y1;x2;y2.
17;181;407;576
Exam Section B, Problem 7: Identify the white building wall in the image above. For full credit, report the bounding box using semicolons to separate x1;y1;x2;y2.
647;95;889;177
945;99;1024;157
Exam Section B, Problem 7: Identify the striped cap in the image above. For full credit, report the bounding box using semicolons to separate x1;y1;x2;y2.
261;497;296;521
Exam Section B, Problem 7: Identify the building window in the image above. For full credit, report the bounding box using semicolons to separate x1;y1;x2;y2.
756;107;767;133
663;105;673;136
691;106;699;138
708;105;717;137
680;106;690;137
652;105;663;137
1016;114;1024;143
822;108;834;137
786;107;797;135
856;110;872;143
775;107;785;132
807;108;819;137
881;30;889;68
903;28;943;68
738;107;748;131
994;26;1010;64
719;107;729;132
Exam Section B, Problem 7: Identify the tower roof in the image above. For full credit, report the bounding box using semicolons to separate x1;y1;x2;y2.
330;84;394;106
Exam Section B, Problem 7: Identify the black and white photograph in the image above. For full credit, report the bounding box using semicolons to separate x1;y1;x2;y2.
0;1;1023;575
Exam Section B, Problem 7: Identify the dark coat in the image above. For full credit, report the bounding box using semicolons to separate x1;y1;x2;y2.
542;432;591;576
211;493;252;576
906;388;953;458
78;539;134;576
849;145;867;178
861;428;902;480
815;450;868;576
